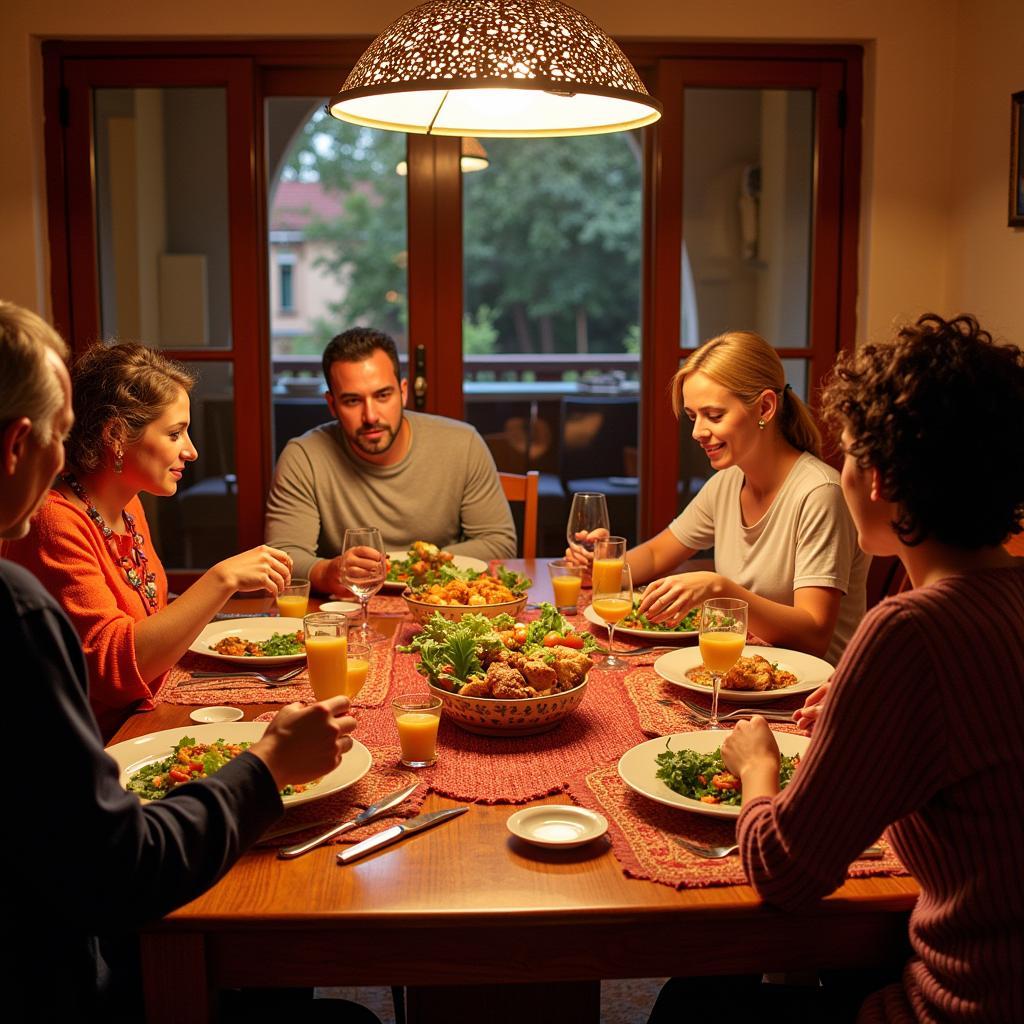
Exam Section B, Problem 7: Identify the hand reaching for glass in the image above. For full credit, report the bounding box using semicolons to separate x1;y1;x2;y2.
213;544;293;596
343;545;386;585
564;527;609;569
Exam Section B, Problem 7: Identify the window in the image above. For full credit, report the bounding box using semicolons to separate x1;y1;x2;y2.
277;253;296;313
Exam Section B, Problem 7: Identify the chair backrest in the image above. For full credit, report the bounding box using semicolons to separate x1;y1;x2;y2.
498;470;539;559
558;396;638;484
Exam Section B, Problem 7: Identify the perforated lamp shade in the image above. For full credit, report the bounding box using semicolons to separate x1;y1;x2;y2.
329;0;662;138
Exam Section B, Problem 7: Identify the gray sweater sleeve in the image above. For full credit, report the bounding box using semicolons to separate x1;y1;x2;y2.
265;440;323;580
446;428;517;561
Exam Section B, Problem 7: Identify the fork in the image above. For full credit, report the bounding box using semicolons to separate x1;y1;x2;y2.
681;699;794;723
180;666;305;689
674;836;884;860
593;645;676;657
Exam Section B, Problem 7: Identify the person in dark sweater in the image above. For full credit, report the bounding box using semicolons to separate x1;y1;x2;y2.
712;314;1022;1021
0;301;365;1020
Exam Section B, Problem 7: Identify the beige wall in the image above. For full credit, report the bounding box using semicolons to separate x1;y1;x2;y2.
2;0;1022;342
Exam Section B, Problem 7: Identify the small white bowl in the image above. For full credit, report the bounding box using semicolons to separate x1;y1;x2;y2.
189;706;244;724
506;805;609;849
319;601;360;615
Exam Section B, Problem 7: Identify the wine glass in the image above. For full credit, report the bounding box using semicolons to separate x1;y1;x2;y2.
342;527;387;643
698;598;748;728
592;562;633;669
565;491;610;558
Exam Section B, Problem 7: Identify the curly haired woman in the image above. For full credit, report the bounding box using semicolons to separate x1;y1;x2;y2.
687;314;1024;1021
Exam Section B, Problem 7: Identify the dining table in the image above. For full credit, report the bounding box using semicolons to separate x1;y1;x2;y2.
114;558;920;1023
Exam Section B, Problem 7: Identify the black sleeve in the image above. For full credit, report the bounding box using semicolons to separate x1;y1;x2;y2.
8;564;283;931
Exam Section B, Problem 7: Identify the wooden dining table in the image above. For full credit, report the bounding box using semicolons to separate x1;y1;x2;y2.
117;559;919;1023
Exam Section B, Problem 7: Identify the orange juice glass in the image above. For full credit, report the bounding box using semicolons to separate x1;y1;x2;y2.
698;598;749;729
392;693;443;768
345;640;372;700
699;631;746;673
303;612;348;702
547;559;584;613
591;597;631;623
276;578;310;619
591;558;625;595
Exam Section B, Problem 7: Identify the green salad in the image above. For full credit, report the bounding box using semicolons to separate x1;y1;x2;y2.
654;740;800;806
622;596;700;633
126;735;314;800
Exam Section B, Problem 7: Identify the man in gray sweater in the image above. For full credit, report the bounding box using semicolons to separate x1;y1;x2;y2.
266;328;517;595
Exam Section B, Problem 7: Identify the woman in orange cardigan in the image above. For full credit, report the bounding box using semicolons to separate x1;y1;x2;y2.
3;343;292;737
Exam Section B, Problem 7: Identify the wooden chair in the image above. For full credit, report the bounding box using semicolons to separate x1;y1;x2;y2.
499;470;539;559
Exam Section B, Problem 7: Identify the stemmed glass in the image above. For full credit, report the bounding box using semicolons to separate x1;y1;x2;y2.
698;598;748;728
566;491;610;561
592;562;633;669
342;527;387;643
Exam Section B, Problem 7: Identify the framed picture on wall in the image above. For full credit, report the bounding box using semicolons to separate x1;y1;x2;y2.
1011;90;1024;227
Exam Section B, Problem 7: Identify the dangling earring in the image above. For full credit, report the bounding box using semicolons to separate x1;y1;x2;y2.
114;448;124;474
757;418;766;431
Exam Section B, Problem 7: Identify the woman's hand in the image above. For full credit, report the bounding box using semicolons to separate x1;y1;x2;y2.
212;544;292;595
564;527;608;569
721;716;781;799
792;682;830;734
637;571;723;625
250;697;356;788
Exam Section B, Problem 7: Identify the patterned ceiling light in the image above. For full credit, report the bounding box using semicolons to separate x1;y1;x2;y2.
396;135;490;174
329;0;662;137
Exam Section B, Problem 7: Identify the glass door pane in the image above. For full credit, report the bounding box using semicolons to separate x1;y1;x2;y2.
265;100;409;459
462;134;643;552
680;87;815;505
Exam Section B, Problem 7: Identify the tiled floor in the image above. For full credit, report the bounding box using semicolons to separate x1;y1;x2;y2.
317;979;665;1023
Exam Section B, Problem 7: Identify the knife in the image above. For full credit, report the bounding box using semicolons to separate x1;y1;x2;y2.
276;782;420;859
337;806;469;865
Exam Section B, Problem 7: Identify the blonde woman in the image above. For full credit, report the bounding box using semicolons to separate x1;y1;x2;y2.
3;342;293;736
570;331;868;663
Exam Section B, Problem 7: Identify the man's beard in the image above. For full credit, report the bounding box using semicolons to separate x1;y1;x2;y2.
350;415;402;456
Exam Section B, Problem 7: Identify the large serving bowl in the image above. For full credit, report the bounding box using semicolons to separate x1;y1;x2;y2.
402;590;528;625
428;679;588;737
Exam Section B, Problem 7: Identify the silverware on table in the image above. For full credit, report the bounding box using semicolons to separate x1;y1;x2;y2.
337;806;469;865
593;645;676;657
276;782;420;859
681;699;794;723
179;666;305;690
674;836;884;860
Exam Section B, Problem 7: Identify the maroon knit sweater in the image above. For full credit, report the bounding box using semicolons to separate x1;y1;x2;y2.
737;564;1024;1022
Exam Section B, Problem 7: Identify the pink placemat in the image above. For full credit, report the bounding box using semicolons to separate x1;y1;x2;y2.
567;764;907;889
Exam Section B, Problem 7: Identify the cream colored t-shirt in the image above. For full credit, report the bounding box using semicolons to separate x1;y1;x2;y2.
668;451;869;664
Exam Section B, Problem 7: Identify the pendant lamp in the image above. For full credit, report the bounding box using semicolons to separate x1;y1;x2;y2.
328;0;661;138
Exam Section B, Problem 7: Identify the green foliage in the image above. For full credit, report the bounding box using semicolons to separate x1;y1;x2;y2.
278;112;642;356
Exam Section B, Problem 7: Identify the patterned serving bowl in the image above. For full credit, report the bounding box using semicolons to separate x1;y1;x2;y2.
427;678;589;737
402;590;528;625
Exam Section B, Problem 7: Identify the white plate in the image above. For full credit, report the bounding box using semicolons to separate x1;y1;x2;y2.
383;551;489;591
618;730;809;819
190;617;307;665
506;805;609;848
108;722;372;808
583;603;698;642
318;601;360;615
653;645;832;703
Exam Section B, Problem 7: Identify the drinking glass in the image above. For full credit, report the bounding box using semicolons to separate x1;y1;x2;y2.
392;693;443;768
345;640;372;701
342;527;387;643
275;578;310;620
565;491;610;560
592;562;633;669
591;535;626;595
547;559;585;613
698;598;749;728
303;612;348;702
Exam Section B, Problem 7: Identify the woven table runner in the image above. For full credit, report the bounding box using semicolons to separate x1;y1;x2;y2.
566;763;907;889
156;637;396;709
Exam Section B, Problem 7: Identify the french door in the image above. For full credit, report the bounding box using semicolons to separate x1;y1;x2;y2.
44;41;860;569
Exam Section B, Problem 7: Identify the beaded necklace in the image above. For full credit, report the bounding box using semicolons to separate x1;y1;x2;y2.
61;472;159;612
